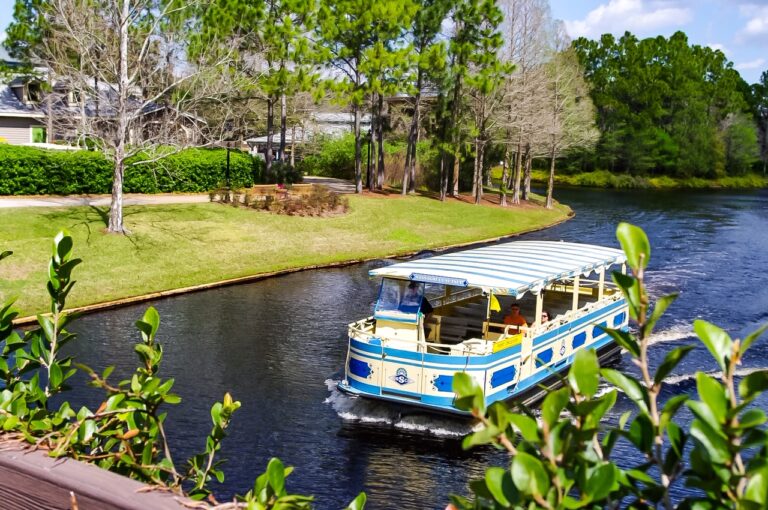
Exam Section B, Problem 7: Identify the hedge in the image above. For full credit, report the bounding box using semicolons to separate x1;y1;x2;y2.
0;144;260;195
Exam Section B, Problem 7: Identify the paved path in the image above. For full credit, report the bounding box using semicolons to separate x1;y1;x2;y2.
302;176;357;193
0;177;356;209
0;193;209;209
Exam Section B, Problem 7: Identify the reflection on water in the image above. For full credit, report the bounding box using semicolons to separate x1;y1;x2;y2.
65;187;768;509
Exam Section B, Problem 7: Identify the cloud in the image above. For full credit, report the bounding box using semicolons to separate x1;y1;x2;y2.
735;57;766;70
707;43;730;56
563;0;693;39
738;4;768;41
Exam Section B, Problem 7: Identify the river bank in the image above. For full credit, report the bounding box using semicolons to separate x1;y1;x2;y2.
529;169;767;189
0;193;571;317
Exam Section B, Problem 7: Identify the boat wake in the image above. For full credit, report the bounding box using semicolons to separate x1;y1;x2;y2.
647;323;694;346
663;366;767;386
323;379;478;438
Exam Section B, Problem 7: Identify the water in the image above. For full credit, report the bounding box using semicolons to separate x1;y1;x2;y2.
64;187;768;509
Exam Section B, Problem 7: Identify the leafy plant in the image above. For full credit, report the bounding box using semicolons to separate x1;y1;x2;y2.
0;233;365;508
451;222;767;509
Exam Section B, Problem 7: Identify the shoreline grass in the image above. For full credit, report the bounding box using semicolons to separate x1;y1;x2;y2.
0;194;571;315
528;169;768;189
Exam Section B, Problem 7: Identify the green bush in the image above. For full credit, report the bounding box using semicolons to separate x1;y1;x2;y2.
298;134;358;179
0;144;259;195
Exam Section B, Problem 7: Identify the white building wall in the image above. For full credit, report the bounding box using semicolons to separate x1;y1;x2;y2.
0;117;43;145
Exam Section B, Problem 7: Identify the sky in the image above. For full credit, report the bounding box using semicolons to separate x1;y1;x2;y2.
550;0;767;84
0;0;765;84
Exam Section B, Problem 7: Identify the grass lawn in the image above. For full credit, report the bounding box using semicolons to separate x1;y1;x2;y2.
0;194;571;315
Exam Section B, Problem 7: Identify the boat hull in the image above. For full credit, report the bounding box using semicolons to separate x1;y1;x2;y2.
338;298;628;415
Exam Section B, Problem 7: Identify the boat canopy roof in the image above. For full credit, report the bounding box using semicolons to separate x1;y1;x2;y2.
369;241;627;297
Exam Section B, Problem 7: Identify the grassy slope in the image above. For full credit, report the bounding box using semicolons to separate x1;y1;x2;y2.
0;195;570;314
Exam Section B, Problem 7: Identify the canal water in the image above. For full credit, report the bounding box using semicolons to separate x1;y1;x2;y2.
65;187;768;509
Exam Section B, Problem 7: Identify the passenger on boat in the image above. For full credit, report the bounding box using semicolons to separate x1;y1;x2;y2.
503;303;528;332
541;310;551;323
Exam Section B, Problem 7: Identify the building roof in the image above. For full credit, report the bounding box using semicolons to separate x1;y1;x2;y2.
369;241;627;297
0;82;44;118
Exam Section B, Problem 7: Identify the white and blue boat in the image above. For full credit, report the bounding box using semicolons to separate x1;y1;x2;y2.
338;241;629;414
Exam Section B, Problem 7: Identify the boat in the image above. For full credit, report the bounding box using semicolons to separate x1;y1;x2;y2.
337;241;629;414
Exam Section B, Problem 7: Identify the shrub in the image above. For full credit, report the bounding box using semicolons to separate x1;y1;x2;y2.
452;223;768;509
0;144;258;195
297;134;358;179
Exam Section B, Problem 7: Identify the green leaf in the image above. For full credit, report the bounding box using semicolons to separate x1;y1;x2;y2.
616;222;650;270
600;327;640;358
452;372;485;413
344;492;367;510
612;272;641;321
660;394;689;429
49;363;63;389
485;467;515;506
689;419;730;464
740;324;768;356
654;345;694;385
568;348;599;397
541;386;570;428
694;320;732;372
511;452;550;497
601;368;648;413
585;463;617;502
267;457;286;495
646;293;678;336
0;250;12;262
739;370;768;400
508;413;539;442
54;231;73;262
696;372;727;424
744;466;768;506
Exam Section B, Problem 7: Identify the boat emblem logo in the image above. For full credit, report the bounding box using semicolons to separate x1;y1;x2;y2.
391;368;413;385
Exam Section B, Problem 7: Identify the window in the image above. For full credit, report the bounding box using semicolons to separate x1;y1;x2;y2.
27;83;42;103
32;126;47;143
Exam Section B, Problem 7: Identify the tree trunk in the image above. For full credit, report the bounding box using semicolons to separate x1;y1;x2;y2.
279;92;287;162
107;0;130;234
376;93;385;190
475;140;484;205
46;69;53;143
546;142;556;209
353;102;362;193
290;124;296;167
472;138;479;199
450;77;463;196
439;151;447;201
368;95;376;190
522;147;532;201
512;139;523;205
500;143;509;207
266;96;274;175
404;69;423;195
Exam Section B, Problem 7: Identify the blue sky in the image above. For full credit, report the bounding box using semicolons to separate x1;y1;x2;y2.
1;0;765;84
550;0;767;84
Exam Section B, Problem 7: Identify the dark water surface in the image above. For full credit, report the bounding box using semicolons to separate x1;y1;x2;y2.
65;188;768;509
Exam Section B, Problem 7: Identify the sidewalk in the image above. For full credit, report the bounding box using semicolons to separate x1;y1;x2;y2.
0;193;209;208
0;178;355;209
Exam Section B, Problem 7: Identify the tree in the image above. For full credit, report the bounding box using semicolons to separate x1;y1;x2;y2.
752;71;768;174
497;0;551;205
542;26;598;209
435;0;505;200
401;0;450;195
6;0;242;234
316;0;417;193
721;112;759;175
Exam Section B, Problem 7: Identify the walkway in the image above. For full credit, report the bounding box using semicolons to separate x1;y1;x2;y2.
0;178;356;208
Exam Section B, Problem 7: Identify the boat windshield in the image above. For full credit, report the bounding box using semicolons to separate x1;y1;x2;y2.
375;279;424;316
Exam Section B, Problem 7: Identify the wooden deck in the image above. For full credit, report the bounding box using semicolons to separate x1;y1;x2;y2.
0;441;193;509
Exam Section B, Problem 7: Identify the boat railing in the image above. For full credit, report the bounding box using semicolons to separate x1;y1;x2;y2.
429;287;483;308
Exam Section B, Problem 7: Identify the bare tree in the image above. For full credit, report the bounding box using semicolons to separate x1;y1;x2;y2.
497;0;551;205
40;0;242;234
542;23;599;209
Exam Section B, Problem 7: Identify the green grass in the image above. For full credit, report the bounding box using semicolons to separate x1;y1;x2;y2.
530;169;768;189
0;195;571;315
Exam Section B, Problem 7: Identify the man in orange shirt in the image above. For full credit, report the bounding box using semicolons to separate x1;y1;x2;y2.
503;303;527;332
